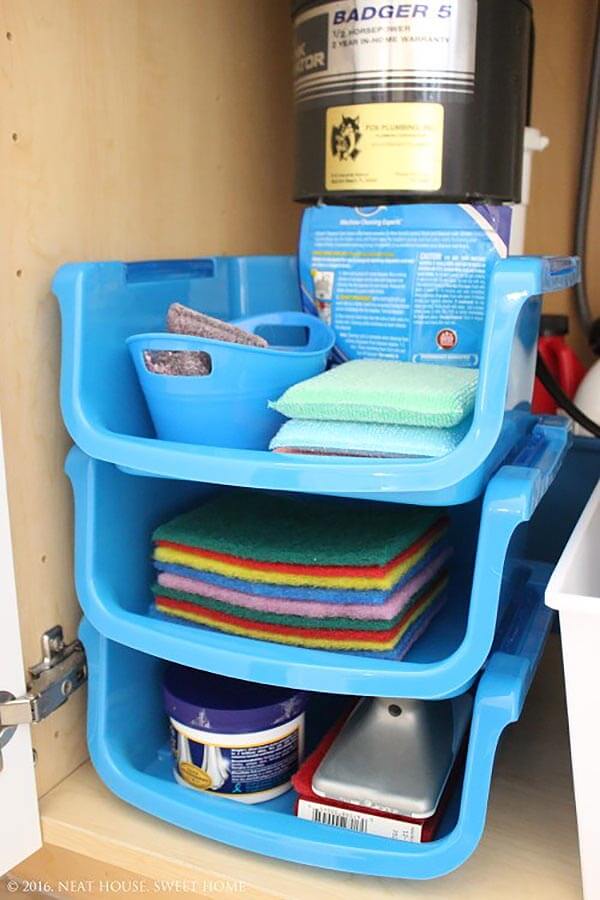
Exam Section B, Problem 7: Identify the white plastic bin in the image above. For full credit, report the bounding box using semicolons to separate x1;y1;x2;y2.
546;478;600;900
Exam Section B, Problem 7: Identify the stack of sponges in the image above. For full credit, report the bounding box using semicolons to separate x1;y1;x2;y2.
151;490;451;657
268;359;478;459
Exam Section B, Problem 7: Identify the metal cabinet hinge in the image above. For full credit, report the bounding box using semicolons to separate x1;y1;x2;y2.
0;626;87;769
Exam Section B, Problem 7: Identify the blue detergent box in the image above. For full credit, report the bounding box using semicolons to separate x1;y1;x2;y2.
299;204;513;368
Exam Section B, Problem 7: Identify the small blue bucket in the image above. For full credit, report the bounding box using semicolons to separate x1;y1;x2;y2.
127;311;334;450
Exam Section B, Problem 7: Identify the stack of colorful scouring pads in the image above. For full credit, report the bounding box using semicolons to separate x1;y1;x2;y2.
151;490;451;657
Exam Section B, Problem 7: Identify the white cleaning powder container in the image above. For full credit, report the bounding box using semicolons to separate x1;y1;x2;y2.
163;665;308;804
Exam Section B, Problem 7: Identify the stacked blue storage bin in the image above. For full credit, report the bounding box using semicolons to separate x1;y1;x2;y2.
55;253;579;879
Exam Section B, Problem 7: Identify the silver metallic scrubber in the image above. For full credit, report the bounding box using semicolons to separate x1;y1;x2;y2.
312;695;473;819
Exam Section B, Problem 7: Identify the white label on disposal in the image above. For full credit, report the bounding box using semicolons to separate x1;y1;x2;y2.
293;0;478;102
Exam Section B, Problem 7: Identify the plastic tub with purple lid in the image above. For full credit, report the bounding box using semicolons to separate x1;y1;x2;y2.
163;665;308;803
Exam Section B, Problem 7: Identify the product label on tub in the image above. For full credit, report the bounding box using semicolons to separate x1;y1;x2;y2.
293;1;478;104
171;723;302;798
326;102;444;192
299;203;512;367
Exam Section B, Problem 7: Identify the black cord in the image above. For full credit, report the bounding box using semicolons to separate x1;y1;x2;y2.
536;355;600;438
574;1;600;336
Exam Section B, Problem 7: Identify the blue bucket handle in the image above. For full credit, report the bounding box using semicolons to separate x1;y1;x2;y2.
234;311;334;353
128;334;216;379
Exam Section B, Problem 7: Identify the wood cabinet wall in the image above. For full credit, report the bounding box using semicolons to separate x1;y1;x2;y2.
0;0;597;800
0;0;299;797
528;0;599;364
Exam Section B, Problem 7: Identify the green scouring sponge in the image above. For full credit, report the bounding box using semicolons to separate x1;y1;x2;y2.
269;360;478;429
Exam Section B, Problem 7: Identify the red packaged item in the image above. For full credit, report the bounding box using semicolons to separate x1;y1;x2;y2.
293;706;467;844
532;315;587;414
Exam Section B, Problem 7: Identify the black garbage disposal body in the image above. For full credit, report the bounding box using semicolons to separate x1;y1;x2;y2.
292;0;532;204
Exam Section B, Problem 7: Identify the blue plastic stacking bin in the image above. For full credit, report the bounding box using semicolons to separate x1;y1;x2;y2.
66;418;569;700
79;574;553;881
54;254;579;505
56;252;583;881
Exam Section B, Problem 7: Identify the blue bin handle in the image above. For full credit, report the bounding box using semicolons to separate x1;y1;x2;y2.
540;256;581;293
490;255;580;298
469;256;579;472
459;425;566;701
479;573;554;722
474;423;571;601
488;419;572;523
124;258;216;283
451;576;554;862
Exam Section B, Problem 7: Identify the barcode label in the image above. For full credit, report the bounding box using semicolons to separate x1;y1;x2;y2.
297;799;423;843
311;807;367;832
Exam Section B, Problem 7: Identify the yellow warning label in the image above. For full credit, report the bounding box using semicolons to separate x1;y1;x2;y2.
325;103;444;193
